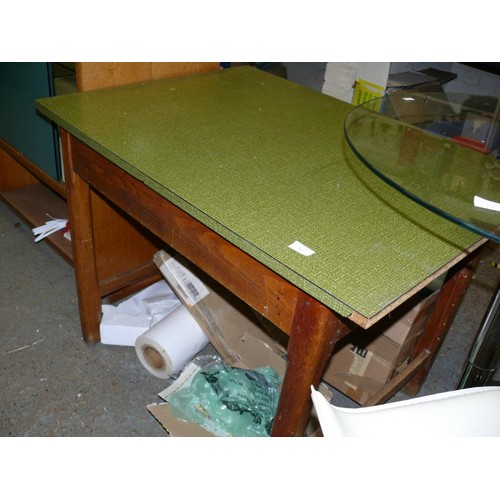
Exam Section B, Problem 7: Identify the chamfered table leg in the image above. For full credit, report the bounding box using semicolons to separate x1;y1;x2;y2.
61;130;102;343
404;251;478;395
271;293;351;436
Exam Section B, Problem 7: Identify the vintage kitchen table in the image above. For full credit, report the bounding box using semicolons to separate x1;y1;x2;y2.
36;66;485;436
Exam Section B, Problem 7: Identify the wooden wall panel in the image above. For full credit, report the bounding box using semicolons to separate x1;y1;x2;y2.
76;62;220;91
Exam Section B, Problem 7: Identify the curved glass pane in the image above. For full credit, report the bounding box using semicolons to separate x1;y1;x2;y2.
345;92;500;243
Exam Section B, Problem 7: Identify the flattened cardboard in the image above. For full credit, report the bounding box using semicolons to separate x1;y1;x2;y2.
153;250;287;368
148;402;213;437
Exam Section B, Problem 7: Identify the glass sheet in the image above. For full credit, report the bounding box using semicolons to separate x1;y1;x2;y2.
345;92;500;243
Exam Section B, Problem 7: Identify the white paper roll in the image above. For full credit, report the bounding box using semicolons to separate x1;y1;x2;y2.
135;305;209;378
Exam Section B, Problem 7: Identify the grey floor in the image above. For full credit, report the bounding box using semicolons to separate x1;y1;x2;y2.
0;202;169;436
1;197;499;436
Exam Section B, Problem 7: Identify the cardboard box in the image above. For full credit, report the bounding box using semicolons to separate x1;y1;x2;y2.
321;340;394;405
373;289;439;346
322;290;438;405
322;332;405;405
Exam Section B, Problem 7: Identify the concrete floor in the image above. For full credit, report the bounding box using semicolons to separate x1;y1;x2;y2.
0;202;169;436
1;197;499;436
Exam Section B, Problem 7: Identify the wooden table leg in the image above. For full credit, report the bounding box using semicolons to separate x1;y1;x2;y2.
61;130;102;343
271;293;351;436
403;250;479;395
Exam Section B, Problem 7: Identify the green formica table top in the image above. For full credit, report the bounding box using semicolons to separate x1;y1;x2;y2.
36;66;483;324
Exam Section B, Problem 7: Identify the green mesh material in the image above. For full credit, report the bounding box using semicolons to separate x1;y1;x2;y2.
36;66;481;320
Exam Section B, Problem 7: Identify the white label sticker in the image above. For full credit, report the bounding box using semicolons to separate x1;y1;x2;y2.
474;195;500;213
162;258;209;306
288;240;315;256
